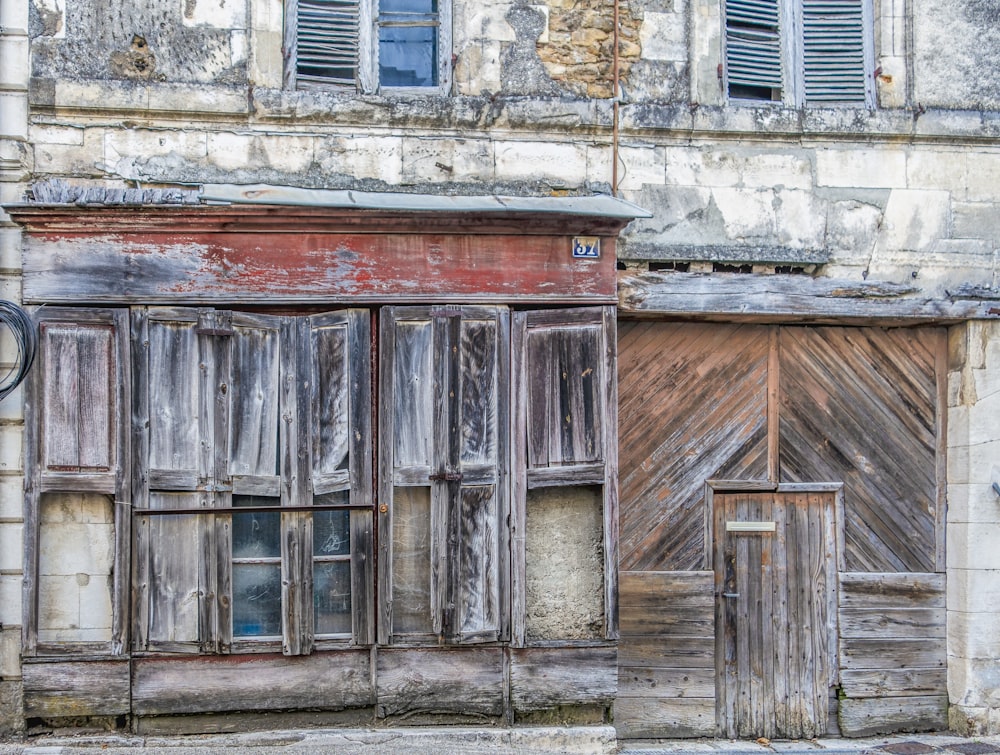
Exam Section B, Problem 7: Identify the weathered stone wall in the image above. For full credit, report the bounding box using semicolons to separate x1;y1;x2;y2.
947;321;1000;735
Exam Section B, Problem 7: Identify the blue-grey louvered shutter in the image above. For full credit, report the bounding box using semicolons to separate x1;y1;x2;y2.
295;0;361;88
725;0;782;99
802;0;870;103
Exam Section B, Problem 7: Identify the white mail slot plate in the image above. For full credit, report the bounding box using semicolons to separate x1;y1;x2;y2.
726;521;776;533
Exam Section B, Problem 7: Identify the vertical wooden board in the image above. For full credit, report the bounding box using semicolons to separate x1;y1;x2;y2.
778;327;943;573
389;486;432;635
376;647;504;717
229;315;282;478
618;321;770;572
391;317;434;469
458;317;498;467
310;317;350;479
350;509;375;645
41;324;82;469
144;509;205;647
146;313;201;476
614;697;717;738
456;485;499;640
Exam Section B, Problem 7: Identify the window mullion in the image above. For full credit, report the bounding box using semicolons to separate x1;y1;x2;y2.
359;0;377;92
783;0;803;107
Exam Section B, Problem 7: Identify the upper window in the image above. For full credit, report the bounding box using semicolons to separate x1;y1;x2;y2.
285;0;451;93
723;0;874;107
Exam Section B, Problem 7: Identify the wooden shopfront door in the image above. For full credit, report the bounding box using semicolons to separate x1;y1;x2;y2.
713;487;839;740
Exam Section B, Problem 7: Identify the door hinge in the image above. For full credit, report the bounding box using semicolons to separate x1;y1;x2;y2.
429;471;464;482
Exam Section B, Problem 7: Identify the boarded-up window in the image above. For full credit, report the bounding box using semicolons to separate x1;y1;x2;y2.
131;308;373;655
724;0;874;106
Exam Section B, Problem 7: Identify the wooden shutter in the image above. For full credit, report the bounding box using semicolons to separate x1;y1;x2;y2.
132;308;218;653
801;0;871;104
378;306;508;644
725;0;783;97
511;306;619;644
306;310;374;648
24;307;130;656
289;0;362;89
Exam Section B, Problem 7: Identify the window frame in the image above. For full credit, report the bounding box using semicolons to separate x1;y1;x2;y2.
722;0;876;108
283;0;452;95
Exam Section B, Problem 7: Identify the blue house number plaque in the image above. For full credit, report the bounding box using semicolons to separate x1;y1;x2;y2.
573;236;600;259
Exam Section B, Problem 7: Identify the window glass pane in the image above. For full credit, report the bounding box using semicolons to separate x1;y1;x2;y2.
379;25;437;87
314;561;352;635
232;498;280;559
380;0;436;14
314;509;350;557
391;486;432;633
233;564;282;637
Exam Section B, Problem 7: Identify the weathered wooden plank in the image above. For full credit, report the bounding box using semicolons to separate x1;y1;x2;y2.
619;605;714;636
618;666;715;698
838;572;945;608
618;636;715;669
509;646;617;710
133;652;373;715
23;660;130;718
840;668;947;698
838;696;948;737
22;227;618;304
619;570;715;602
619;271;1000;320
839;639;946;670
839;608;945;638
376;647;504;717
613;696;716;738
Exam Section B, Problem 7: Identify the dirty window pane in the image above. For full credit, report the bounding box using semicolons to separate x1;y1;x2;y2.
233;564;282;637
232;498;281;559
379;25;437;87
314;509;350;557
314;561;352;635
381;0;436;13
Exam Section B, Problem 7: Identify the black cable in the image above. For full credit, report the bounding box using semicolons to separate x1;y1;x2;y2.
0;301;37;403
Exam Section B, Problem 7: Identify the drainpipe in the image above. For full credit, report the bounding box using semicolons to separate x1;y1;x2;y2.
612;0;621;196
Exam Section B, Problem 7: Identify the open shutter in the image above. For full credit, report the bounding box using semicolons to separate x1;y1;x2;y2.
511;306;619;644
378;306;508;644
801;0;871;104
289;0;362;89
725;0;783;99
306;310;374;648
24;308;130;656
132;308;218;653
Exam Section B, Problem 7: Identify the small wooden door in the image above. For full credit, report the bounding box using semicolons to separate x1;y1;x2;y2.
714;488;838;739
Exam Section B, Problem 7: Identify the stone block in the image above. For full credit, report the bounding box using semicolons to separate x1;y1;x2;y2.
0;382;22;419
906;149;968;194
947;656;1000;709
953;201;1000;240
317;135;403;185
823;199;883;266
0;425;22;474
0;627;20;678
106;128;208;170
0;574;22;627
78;576;114;631
0;35;29;90
875;55;906;109
38;521;114;577
947;522;1000;570
712;187;775;239
816;147;907;189
949;610;1000;659
146;83;248;115
454;0;518;44
38;575;80;630
0;476;24;520
250;29;283;89
494;139;588;187
0;681;24;735
0;228;20;272
739;152;812;191
586;144;613;186
949;568;1000;613
401;136;495;185
772;189;827;247
251;0;283;31
616;144;665;191
453;39;503;95
256;133;317;173
872;189;951;253
966;152;1000;203
0;522;21;571
0;92;28;140
0;0;28;32
639;12;685;62
33;127;104;175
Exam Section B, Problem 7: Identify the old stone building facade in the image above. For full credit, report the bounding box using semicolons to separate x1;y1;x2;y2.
1;0;1000;742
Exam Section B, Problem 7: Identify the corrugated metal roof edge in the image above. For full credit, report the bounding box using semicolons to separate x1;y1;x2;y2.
199;184;653;219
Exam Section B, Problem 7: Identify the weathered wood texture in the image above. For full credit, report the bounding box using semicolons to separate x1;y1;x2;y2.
779;327;944;572
618;322;769;571
509;646;617;711
615;571;716;738
20;216;618;304
714;490;837;740
22;660;130;718
132;652;373;715
837;572;947;736
618;271;1000;320
376;647;504;717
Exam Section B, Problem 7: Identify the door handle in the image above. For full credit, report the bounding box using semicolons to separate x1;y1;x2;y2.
722;592;740;599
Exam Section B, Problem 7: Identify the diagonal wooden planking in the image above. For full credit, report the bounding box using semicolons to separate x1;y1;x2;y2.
618;321;769;571
778;327;943;573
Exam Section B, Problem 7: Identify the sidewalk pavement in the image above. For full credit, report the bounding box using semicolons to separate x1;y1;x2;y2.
2;727;1000;754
